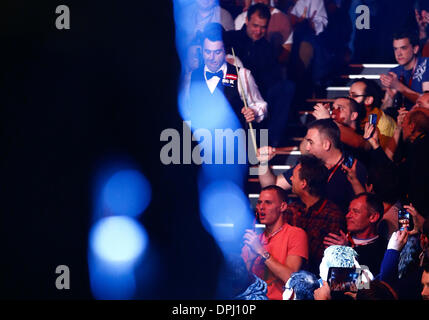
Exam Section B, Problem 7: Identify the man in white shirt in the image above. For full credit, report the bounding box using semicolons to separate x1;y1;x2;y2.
180;0;235;47
288;0;329;87
289;0;328;36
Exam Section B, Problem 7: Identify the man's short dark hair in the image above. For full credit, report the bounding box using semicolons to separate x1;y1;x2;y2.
408;109;429;134
307;118;341;150
298;155;329;197
202;22;225;43
351;78;383;108
393;30;419;47
354;192;384;224
247;3;271;22
336;96;366;125
261;185;287;202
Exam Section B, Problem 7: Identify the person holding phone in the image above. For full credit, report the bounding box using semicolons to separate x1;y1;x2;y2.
348;78;397;152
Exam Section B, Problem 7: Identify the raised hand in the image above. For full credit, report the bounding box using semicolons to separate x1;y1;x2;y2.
256;146;276;163
404;203;426;235
387;230;409;251
243;229;264;256
313;103;331;120
363;122;380;149
323;230;349;248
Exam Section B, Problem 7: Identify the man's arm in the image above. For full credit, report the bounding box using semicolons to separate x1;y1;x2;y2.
243;229;304;283
381;72;420;104
336;122;372;150
257;146;292;189
264;255;303;283
239;68;267;123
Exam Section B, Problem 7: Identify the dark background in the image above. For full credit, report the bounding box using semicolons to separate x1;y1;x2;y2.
0;1;223;299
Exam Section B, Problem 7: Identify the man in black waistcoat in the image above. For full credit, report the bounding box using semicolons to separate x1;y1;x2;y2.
189;22;267;130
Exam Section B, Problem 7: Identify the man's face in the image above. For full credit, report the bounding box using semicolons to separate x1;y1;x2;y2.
331;98;356;127
346;196;373;235
246;13;268;42
414;93;429;109
203;39;226;72
256;189;285;226
393;38;418;67
349;82;368;105
304;128;326;160
290;164;303;196
421;271;429;300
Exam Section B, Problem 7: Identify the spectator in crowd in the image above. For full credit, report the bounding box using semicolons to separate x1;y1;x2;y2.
181;0;235;46
288;0;328;100
313;97;364;132
189;23;267;129
374;223;424;300
312;97;370;157
349;79;397;151
380;30;429;112
282;270;320;300
234;0;293;62
323;193;387;275
363;107;429;219
257;119;367;213
285;155;345;274
225;3;295;146
242;185;308;300
413;91;429;109
289;0;328;38
394;109;429;217
414;0;429;57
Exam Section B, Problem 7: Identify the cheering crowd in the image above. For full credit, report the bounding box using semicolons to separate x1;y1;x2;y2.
176;0;429;300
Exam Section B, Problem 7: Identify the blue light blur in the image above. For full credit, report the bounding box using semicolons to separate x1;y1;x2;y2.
90;216;147;264
102;169;151;217
89;254;138;300
183;82;241;132
88;216;149;299
199;180;253;253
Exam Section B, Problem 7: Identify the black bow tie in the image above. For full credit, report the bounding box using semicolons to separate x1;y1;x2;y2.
205;70;223;80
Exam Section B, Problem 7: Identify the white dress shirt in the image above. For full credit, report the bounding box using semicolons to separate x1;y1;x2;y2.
290;0;328;35
204;62;267;122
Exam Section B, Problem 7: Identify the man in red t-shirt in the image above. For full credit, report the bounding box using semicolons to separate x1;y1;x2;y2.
242;185;308;300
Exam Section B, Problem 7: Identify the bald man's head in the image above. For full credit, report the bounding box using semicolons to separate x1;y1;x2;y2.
414;93;429;110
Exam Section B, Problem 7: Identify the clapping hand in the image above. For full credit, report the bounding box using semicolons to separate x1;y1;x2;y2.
323;230;349;248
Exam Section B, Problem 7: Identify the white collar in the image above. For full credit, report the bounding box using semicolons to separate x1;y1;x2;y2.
352;235;379;246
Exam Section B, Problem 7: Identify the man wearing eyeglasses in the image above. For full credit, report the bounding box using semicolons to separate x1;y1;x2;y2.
349;78;397;151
